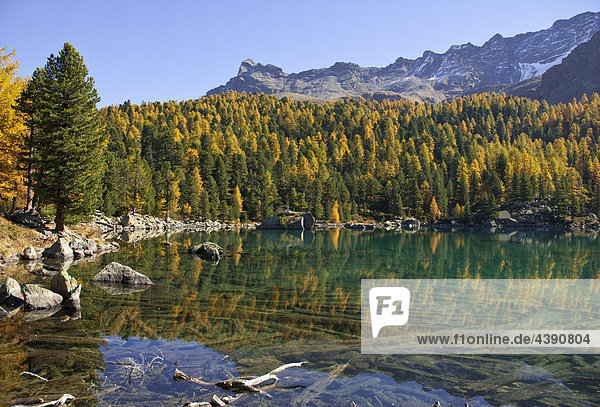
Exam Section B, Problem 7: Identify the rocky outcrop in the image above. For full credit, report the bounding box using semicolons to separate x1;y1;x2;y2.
43;237;74;259
91;262;154;285
23;284;63;310
257;212;316;231
94;211;246;235
0;277;25;308
188;242;226;261
207;12;600;103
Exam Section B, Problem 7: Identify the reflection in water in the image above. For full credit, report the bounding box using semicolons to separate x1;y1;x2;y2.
1;229;599;406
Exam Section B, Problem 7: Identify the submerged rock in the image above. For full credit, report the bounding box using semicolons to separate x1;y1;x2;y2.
91;262;154;285
188;242;226;261
0;277;25;308
23;284;63;310
92;281;153;295
43;237;74;259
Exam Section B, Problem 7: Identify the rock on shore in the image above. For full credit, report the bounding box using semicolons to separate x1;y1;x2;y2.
257;212;315;230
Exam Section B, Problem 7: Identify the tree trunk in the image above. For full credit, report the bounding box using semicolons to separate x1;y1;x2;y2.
10;196;17;214
26;145;34;211
55;203;65;233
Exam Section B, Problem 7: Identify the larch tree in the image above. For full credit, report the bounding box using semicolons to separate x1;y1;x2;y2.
27;43;105;231
0;47;27;208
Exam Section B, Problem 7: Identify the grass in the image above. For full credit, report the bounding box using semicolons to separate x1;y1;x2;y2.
0;217;46;258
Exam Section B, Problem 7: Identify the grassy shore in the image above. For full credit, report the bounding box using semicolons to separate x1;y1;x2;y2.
0;217;47;260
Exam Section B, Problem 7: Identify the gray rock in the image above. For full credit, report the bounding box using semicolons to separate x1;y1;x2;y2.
257;212;315;230
498;210;512;220
50;269;79;299
483;219;497;227
188;242;226;261
73;249;85;259
0;277;25;308
403;218;420;229
22;246;40;260
23;284;63;310
91;262;154;285
85;239;97;253
62;284;81;309
43;237;74;259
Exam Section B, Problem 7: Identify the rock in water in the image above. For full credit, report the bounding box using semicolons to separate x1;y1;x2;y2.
23;284;63;310
43;237;74;259
63;284;81;309
0;277;25;308
91;262;154;285
188;242;225;261
22;246;40;260
50;269;79;299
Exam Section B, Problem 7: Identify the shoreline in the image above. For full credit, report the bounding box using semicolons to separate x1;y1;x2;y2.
2;207;598;270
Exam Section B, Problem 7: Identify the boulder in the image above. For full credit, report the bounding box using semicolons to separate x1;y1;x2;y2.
50;269;79;299
0;306;7;319
0;277;25;308
403;218;420;229
73;249;85;259
43;237;74;259
498;210;511;220
23;284;63;310
91;262;154;285
257;212;315;230
120;213;148;229
85;239;97;254
62;284;81;309
22;246;40;261
188;242;226;261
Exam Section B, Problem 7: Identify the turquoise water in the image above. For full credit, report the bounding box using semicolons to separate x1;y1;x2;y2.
1;229;599;406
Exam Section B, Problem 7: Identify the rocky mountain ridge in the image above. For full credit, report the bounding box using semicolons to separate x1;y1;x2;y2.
207;11;600;103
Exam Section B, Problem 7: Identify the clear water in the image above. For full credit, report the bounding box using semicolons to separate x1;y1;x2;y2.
1;229;599;406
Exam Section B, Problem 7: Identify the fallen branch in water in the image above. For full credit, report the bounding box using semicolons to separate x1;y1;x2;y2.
20;371;49;382
13;394;74;407
178;361;306;406
216;362;306;393
174;368;210;386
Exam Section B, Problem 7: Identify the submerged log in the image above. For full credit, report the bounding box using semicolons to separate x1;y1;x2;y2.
216;362;305;393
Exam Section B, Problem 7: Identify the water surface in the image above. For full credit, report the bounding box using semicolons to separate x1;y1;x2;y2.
1;229;599;406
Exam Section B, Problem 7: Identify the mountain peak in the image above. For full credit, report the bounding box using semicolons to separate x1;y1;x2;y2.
208;11;600;103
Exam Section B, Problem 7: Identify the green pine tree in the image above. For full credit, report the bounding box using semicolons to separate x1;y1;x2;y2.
28;43;105;231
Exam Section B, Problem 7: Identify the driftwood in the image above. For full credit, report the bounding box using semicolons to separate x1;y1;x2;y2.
216;362;306;393
174;368;210;386
179;361;306;406
20;371;49;382
13;394;75;407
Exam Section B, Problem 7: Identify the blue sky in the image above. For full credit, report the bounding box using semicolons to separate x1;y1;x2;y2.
1;0;598;106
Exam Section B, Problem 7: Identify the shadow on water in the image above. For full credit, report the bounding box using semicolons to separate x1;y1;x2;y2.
1;229;599;406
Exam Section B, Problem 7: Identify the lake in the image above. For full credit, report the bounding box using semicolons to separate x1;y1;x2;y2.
1;229;599;406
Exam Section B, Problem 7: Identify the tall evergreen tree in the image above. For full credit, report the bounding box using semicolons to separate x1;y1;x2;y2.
27;43;105;231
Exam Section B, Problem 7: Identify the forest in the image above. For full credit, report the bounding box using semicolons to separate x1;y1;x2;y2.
2;45;600;223
97;91;600;222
